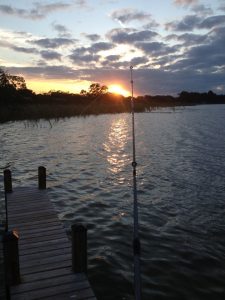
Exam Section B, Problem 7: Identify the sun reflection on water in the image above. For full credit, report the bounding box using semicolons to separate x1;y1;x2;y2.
103;116;130;179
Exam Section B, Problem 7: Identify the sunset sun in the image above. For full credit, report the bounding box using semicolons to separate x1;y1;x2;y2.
108;84;130;97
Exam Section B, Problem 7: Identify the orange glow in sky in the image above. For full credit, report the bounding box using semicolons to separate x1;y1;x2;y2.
27;79;91;94
108;84;130;97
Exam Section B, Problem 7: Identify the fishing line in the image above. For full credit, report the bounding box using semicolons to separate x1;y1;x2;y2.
130;66;142;300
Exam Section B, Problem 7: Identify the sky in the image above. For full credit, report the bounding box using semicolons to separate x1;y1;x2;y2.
0;0;225;96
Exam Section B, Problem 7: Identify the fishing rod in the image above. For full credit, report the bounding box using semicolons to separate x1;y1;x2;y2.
130;66;142;300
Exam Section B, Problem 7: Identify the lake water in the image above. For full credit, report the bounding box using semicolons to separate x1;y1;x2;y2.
1;105;225;299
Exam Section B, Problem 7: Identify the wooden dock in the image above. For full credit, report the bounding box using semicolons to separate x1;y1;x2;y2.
2;168;96;300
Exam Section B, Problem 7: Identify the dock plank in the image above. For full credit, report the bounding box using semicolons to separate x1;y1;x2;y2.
6;186;96;300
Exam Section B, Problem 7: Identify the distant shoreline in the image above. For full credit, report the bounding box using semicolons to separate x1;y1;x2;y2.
0;99;225;123
1;69;225;123
1;92;225;124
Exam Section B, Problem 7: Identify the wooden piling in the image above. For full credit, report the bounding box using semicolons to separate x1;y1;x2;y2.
38;166;46;189
3;230;20;286
71;224;87;274
4;169;12;193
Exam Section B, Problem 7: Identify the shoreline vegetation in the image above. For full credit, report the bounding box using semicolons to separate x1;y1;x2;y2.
1;68;225;123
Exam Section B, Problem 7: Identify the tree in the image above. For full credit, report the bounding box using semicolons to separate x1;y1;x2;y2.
80;83;108;97
0;67;30;102
9;75;27;90
0;68;10;88
0;68;27;90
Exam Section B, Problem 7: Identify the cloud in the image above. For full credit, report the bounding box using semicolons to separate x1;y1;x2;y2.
52;23;71;37
199;15;225;29
0;2;72;19
135;42;178;57
101;54;121;67
168;26;225;74
0;39;38;54
69;47;101;64
219;4;225;12
40;50;61;61
165;15;201;31
105;55;121;62
68;42;114;65
89;42;114;52
75;0;87;7
107;28;158;44
165;13;225;31
166;32;208;46
8;65;78;80
84;34;101;42
191;4;213;16
29;38;74;48
130;56;149;66
111;8;152;25
173;0;198;6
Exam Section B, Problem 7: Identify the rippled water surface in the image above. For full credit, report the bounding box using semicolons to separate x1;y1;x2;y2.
1;105;225;299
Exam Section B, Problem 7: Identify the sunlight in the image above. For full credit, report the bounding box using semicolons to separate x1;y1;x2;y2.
26;79;91;94
103;116;130;176
108;84;130;97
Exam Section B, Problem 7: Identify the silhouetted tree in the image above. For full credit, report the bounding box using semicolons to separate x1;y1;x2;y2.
80;83;108;97
0;67;31;102
0;68;26;90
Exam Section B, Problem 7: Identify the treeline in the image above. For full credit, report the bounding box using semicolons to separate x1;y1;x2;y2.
1;68;225;123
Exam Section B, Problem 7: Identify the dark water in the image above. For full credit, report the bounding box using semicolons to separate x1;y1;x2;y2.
1;105;225;299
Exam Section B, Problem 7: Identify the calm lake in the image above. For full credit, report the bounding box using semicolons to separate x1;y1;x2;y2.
1;104;225;299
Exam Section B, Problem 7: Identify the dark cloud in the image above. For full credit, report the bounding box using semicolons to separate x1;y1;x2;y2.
90;42;114;52
111;8;152;25
191;4;213;16
0;2;72;19
166;32;208;46
165;15;201;31
107;28;158;44
105;55;121;62
166;13;225;32
52;23;71;37
29;38;74;48
168;26;225;73
199;15;225;29
8;65;77;80
68;42;114;64
143;20;160;30
219;4;225;12
100;55;122;68
69;47;100;64
0;40;37;54
135;42;178;57
130;56;149;66
84;34;101;42
40;50;61;61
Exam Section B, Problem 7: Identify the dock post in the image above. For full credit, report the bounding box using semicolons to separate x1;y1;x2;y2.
38;166;46;189
71;224;87;274
4;169;12;193
3;230;20;286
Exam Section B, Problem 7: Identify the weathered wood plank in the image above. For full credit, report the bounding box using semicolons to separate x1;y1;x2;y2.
11;283;94;300
18;231;67;244
22;267;84;283
6;186;96;300
17;242;71;257
12;274;88;294
20;247;70;263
